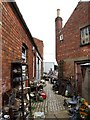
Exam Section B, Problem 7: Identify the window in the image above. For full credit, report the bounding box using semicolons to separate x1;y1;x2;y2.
22;44;27;62
80;25;90;45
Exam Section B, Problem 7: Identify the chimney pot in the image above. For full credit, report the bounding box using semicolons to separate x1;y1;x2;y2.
57;9;60;17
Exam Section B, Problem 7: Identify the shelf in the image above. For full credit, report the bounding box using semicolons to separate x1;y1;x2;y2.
11;61;30;120
13;72;21;74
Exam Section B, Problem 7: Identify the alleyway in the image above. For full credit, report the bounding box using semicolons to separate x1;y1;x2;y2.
31;81;69;119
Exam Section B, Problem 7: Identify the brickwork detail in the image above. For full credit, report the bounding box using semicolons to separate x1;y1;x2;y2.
55;2;90;78
2;2;33;92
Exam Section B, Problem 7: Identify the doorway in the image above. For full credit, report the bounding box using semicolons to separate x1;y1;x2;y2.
75;62;90;103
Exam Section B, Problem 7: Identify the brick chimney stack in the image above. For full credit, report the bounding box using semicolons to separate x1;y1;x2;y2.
57;9;60;17
55;9;63;62
55;9;62;28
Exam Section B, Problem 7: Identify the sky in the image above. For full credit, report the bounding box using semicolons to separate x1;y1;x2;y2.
15;0;88;63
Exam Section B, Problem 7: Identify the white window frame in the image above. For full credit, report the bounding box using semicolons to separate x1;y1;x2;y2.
80;25;90;45
22;45;27;62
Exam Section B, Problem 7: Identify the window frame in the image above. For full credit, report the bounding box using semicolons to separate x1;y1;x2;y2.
22;43;28;62
80;25;90;46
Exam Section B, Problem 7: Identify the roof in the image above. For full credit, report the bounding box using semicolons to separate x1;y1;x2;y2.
9;2;43;59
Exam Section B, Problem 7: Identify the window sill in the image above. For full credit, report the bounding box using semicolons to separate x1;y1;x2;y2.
80;43;90;47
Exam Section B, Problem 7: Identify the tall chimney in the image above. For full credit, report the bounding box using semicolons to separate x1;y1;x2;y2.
57;9;60;17
55;9;62;62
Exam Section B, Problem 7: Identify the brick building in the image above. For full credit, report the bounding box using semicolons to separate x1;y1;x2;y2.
34;38;44;80
1;1;43;108
55;1;90;103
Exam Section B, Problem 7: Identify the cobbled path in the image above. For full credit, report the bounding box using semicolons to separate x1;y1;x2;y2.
31;81;69;118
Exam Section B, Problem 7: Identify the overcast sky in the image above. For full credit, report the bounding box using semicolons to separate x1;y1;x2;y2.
15;0;88;63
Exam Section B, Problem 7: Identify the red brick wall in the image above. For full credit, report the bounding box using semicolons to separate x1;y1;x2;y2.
34;38;44;76
34;38;44;59
0;0;2;109
2;2;33;92
56;2;90;78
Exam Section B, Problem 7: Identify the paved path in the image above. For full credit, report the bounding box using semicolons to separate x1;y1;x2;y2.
31;81;69;119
